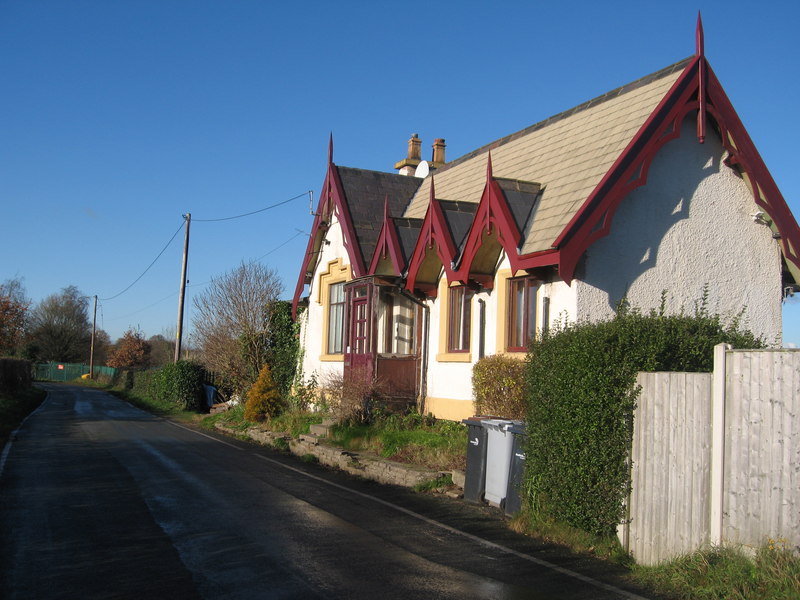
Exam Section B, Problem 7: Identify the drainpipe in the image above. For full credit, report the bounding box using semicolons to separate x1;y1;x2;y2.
478;299;486;360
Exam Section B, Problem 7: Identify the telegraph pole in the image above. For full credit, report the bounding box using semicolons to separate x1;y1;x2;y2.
174;213;191;363
89;295;97;378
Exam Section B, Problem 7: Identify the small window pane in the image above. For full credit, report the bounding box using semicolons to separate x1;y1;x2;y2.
448;286;472;352
327;282;345;354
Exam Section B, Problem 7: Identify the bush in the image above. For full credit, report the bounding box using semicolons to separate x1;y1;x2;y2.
244;363;284;421
264;301;300;400
321;368;388;425
153;361;206;411
472;354;526;418
524;300;763;536
0;358;32;392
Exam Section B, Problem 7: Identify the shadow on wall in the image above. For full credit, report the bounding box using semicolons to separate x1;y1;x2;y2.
580;117;724;313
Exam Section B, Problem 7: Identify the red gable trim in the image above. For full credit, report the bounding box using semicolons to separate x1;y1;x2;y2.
368;197;406;276
554;53;800;283
704;65;800;277
291;140;367;318
454;154;525;287
554;56;706;282
405;179;459;296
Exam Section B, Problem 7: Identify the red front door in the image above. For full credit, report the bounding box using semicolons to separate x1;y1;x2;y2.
344;283;374;389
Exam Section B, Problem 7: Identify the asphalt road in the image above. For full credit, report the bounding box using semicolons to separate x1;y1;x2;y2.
0;384;653;599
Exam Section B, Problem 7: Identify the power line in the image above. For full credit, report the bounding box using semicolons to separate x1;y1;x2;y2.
100;221;185;301
101;230;302;323
193;191;311;222
256;230;304;260
101;290;178;322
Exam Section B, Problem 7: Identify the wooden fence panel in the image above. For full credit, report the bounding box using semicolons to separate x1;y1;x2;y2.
723;350;800;548
625;372;712;564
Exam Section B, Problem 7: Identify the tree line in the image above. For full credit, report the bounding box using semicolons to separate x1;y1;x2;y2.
0;279;177;369
1;262;298;405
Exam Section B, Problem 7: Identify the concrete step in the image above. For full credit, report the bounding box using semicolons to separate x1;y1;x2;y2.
309;418;336;437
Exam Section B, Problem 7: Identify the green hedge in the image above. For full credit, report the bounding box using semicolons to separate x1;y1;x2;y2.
116;362;206;412
153;361;206;411
524;302;763;536
0;358;32;392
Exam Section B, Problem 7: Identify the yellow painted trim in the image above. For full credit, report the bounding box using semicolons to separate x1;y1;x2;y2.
436;351;473;363
437;277;473;361
495;268;512;354
424;396;476;421
317;258;351;361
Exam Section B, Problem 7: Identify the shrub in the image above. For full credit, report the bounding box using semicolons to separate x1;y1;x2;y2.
524;299;763;536
264;301;300;400
153;361;206;411
244;363;284;421
0;358;32;392
472;354;526;418
321;368;388;425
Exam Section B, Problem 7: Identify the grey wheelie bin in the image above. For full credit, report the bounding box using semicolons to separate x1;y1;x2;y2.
462;417;488;504
483;419;521;508
504;422;527;516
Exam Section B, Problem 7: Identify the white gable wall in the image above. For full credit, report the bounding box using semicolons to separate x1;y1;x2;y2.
576;118;782;344
297;208;349;388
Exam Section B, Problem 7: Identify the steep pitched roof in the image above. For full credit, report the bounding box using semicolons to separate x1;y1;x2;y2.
335;166;423;271
403;59;690;255
295;19;800;313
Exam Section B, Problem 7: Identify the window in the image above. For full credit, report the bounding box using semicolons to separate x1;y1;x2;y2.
448;286;473;352
327;282;345;354
380;292;416;355
507;277;539;351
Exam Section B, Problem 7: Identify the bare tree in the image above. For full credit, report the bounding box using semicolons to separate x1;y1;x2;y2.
192;262;283;395
26;285;92;362
147;331;176;367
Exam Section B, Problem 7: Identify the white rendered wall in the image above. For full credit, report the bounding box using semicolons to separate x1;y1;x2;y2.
422;256;579;419
298;208;348;386
576;118;782;344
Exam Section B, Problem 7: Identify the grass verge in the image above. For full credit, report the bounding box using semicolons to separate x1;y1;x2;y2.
629;542;800;600
328;412;466;471
0;386;47;445
509;509;632;564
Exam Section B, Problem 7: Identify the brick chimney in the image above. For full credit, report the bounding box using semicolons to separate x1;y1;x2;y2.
431;138;446;169
394;133;422;176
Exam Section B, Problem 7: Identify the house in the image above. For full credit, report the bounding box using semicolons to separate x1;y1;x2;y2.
291;18;800;421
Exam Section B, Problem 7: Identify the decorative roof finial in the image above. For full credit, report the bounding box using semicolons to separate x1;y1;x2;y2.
696;11;705;58
696;12;707;143
328;133;334;165
487;152;494;180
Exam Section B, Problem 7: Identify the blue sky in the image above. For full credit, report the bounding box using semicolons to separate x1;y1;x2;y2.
2;1;799;345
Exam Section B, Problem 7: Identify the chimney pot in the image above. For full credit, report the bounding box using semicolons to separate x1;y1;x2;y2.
394;133;423;175
408;133;421;160
432;138;446;166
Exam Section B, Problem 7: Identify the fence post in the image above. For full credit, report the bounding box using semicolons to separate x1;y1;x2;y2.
709;343;730;546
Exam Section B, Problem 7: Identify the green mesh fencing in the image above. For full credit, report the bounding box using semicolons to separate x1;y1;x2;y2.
34;362;117;382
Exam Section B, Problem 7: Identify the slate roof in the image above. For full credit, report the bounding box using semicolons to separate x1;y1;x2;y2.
439;200;478;253
393;218;423;266
402;58;691;255
335;166;423;268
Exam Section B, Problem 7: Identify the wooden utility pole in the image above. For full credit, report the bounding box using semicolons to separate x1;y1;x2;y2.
89;295;97;378
174;213;191;363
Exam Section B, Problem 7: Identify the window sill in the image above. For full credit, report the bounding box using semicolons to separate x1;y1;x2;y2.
436;351;473;363
319;353;344;362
